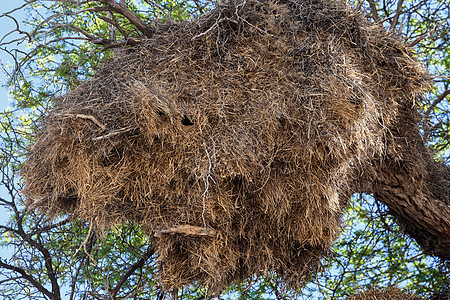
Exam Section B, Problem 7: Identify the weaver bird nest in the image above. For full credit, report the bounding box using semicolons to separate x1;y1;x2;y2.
23;0;429;292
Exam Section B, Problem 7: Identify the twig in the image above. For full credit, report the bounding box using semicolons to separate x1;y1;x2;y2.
56;113;106;130
92;127;133;141
72;223;97;265
154;225;217;237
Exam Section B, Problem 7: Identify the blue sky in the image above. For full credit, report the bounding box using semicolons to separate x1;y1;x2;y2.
0;1;28;111
0;1;29;260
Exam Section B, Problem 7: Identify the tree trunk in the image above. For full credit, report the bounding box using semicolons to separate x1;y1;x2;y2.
359;106;450;260
370;156;450;259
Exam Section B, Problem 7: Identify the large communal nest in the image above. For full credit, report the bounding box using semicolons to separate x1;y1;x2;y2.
22;0;430;293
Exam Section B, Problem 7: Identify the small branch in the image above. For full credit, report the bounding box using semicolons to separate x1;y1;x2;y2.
31;219;71;236
0;196;13;206
50;23;98;41
0;12;33;43
0;276;22;285
55;113;106;130
97;14;129;40
92;127;133;141
424;90;450;120
355;0;364;12
0;224;19;235
29;6;109;40
72;223;97;265
154;225;217;238
409;22;443;47
109;245;155;299
423;90;450;139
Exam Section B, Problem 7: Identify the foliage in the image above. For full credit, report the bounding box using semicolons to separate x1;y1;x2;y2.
0;0;449;299
315;195;450;298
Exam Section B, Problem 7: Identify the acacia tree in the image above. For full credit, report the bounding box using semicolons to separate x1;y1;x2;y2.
0;0;448;299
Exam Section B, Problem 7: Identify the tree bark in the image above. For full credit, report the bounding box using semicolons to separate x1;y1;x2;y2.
359;106;450;260
369;155;450;259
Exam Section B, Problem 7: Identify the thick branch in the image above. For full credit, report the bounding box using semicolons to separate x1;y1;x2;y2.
0;259;54;299
16;216;61;299
389;0;404;32
97;0;153;37
369;159;450;259
367;0;380;22
359;107;450;260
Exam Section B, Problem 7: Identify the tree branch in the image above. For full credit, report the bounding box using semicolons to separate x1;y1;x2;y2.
97;14;129;40
389;0;404;33
423;89;450;139
424;90;450;120
409;22;443;47
367;0;381;22
16;216;61;299
31;218;71;236
97;0;153;37
359;105;450;260
109;245;155;299
28;6;108;40
0;259;54;299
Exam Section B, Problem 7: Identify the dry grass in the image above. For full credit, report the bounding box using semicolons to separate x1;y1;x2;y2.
22;0;430;293
347;287;423;300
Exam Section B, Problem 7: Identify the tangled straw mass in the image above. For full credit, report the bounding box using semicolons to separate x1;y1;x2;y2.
22;0;430;292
